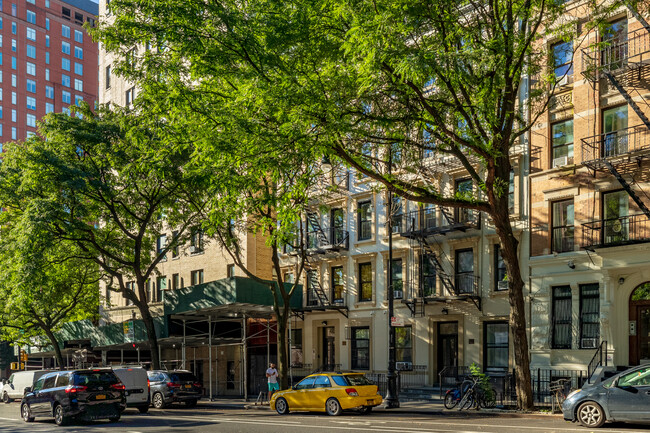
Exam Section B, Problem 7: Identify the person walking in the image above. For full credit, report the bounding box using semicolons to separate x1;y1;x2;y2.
266;362;279;401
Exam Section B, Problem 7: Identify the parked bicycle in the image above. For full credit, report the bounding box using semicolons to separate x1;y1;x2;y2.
550;378;573;413
443;379;472;409
445;375;496;410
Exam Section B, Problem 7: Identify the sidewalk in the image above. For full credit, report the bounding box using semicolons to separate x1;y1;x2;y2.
197;398;563;419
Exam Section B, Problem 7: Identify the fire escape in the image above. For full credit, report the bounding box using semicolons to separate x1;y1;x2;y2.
581;14;650;248
399;205;481;316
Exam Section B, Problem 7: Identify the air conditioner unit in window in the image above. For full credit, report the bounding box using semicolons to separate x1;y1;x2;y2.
189;246;198;253
497;281;509;291
396;361;413;371
581;338;598;349
393;290;403;299
553;156;568;168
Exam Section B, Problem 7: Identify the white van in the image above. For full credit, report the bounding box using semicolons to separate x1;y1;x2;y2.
112;366;150;413
2;370;49;403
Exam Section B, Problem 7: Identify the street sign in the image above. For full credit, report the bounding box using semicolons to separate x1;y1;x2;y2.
390;317;404;327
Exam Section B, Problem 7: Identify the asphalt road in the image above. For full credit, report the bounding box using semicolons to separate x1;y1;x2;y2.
1;403;650;432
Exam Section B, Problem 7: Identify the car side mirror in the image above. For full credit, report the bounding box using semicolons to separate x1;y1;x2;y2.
23;386;31;394
292;385;298;390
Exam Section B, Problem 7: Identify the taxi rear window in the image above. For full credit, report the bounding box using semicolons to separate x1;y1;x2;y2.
346;375;374;386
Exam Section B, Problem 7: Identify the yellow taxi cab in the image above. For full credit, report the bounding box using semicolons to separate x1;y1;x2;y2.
270;372;382;415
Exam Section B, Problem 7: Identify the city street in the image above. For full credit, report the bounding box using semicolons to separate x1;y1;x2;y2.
0;402;650;433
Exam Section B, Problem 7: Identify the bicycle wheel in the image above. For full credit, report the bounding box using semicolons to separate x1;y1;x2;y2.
444;392;458;409
460;392;475;410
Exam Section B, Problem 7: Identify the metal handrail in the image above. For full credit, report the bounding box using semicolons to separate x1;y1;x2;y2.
582;214;650;248
581;124;650;164
587;341;607;384
582;27;650;80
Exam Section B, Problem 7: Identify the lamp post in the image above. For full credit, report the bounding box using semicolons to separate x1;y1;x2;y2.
383;146;400;409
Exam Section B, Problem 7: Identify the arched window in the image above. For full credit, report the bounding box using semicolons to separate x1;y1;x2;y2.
631;283;650;302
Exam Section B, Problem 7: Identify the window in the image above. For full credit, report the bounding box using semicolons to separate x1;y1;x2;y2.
45;18;49;30
455;248;474;294
171;230;179;258
74;46;83;59
552;199;574;253
494;245;508;291
618;366;650;387
26;96;35;110
74;29;83;43
11;38;16;52
46;68;49;81
294;377;316;390
125;87;135;107
171;273;179;290
313;375;331;388
62;58;70;71
227;264;235;278
156;276;166;302
391;196;403;233
455;178;473;223
26;79;36;94
11;56;16;70
552;41;573;83
390;258;403;297
551;119;573;166
11;109;16;122
602;19;628;69
351;327;370;370
26;114;35;127
579;284;599;348
62;41;70;55
62;91;71;104
484;321;509;371
421;253;436;297
11;21;16;35
395;326;412;363
157;234;167;258
508;169;515;214
11;93;16;105
45;85;53;98
11;127;16;140
330;208;345;246
552;285;572;349
190;269;204;286
105;65;111;89
62;24;70;38
74;95;83;106
26;27;35;41
46;102;53;113
603;190;630;244
74;79;83;92
359;262;372;301
26;62;35;76
11;3;15;17
45;35;49;47
357;200;372;241
306;270;319;306
331;266;344;304
11;74;15;87
61;74;70;87
26;10;35;24
74;62;83;75
190;227;203;252
55;373;70;388
603;105;628;157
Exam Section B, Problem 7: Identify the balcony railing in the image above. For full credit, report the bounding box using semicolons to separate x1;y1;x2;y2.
582;27;650;80
581;125;650;165
399;206;479;237
454;274;480;297
582;214;650;248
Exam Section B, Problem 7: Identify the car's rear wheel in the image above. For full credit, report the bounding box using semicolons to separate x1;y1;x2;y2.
325;398;342;416
152;392;166;409
275;397;289;415
2;392;11;404
358;406;372;414
185;399;197;408
137;405;149;413
577;401;605;428
21;403;34;422
54;404;69;426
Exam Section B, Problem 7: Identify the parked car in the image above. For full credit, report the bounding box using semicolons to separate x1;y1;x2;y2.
147;370;202;409
112;367;150;413
20;369;126;426
2;370;50;403
270;372;382;415
562;364;650;428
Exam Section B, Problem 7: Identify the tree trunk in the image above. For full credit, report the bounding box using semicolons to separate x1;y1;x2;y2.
276;303;290;389
140;307;160;369
42;327;65;371
493;212;533;410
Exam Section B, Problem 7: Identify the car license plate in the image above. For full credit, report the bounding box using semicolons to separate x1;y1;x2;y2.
184;384;192;389
96;394;106;400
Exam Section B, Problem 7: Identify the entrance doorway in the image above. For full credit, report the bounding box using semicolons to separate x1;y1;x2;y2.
437;322;458;377
322;327;336;370
629;282;650;365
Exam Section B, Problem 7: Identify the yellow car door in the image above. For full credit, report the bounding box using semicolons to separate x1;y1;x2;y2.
306;375;332;411
287;376;316;409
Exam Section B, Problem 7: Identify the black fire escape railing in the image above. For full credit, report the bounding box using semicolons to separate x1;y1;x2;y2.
582;214;650;249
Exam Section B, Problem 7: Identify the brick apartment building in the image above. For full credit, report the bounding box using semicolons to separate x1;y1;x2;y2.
0;0;98;145
530;4;650;371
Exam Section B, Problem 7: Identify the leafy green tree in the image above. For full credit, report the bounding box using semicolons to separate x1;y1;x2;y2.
92;0;632;408
0;220;99;370
0;104;207;369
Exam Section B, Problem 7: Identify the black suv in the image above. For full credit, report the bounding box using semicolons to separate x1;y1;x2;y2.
21;369;126;426
147;370;202;408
